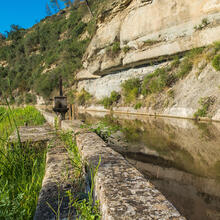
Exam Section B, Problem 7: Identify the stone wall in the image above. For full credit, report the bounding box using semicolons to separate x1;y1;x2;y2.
38;110;186;219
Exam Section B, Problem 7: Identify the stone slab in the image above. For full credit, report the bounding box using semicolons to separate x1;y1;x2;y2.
34;138;76;220
9;124;54;143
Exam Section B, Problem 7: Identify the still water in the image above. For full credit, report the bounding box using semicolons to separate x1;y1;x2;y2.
77;111;220;220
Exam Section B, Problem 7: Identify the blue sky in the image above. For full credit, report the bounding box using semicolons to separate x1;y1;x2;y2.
0;0;66;34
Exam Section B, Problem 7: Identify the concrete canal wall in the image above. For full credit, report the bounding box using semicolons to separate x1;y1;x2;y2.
39;110;185;219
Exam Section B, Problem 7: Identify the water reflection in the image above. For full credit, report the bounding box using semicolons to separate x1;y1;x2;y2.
77;111;220;220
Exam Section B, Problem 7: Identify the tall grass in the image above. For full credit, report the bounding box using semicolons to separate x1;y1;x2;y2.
0;106;46;220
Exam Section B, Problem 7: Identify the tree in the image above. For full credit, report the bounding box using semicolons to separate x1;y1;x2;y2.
84;0;93;17
50;0;60;12
61;0;72;7
46;3;52;16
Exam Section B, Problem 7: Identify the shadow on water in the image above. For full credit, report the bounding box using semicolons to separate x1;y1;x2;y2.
77;111;220;220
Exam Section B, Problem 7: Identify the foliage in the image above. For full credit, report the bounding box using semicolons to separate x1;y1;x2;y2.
25;93;37;104
134;102;142;109
100;91;120;109
141;68;171;95
143;39;159;46
0;2;96;99
122;46;130;53
0;106;46;219
194;18;210;31
121;78;141;103
106;41;121;57
212;54;220;71
194;97;215;118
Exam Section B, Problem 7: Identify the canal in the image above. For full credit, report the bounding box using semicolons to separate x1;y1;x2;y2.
77;111;220;220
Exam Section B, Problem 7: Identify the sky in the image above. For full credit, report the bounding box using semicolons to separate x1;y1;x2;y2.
0;0;66;34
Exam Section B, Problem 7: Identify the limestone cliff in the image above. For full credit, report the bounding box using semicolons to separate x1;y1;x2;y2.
76;0;220;120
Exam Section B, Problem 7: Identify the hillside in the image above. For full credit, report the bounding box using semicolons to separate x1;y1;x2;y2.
0;0;220;120
0;0;112;104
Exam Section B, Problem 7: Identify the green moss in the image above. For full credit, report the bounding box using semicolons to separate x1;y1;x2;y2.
141;68;170;95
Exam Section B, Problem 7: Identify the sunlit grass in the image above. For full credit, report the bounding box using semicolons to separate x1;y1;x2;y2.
0;106;46;220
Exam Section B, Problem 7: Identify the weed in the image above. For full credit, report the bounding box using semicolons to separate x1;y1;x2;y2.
106;41;121;57
143;39;160;47
167;89;175;99
112;42;120;53
194;18;210;31
122;46;130;53
194;96;215;118
212;54;220;71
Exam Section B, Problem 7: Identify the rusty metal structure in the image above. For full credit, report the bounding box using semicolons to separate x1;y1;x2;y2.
53;77;68;120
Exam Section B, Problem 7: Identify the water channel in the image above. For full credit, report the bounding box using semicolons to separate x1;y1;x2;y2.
77;111;220;220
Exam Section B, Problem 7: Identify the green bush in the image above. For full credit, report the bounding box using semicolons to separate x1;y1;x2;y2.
77;89;92;106
134;103;142;109
212;54;220;71
121;78;141;103
141;68;169;95
122;46;130;53
177;58;193;79
112;42;120;53
194;97;215;118
101;91;120;109
25;93;37;104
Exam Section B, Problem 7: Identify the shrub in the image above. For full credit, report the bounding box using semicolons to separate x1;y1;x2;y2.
212;54;220;71
177;58;193;79
106;41;121;57
121;78;141;103
25;93;37;104
77;89;92;106
134;103;142;109
122;46;130;53
101;91;120;109
194;96;215;118
143;39;159;46
141;68;169;95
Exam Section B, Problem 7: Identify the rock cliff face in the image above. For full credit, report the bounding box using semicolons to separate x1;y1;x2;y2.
76;0;220;120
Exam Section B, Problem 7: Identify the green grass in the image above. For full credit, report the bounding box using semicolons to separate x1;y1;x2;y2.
0;106;46;219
